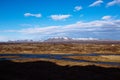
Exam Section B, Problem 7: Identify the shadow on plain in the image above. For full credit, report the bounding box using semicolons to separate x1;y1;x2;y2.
0;60;120;80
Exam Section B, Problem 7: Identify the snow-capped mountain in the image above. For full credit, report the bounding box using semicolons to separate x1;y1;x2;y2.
44;37;73;42
72;38;98;40
44;37;98;42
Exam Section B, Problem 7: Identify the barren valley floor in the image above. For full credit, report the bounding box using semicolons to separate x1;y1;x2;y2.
0;42;120;80
0;42;120;54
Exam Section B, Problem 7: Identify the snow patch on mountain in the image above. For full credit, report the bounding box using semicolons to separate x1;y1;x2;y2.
72;37;98;40
44;37;99;42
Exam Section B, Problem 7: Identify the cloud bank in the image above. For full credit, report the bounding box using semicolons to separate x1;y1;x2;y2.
1;16;120;40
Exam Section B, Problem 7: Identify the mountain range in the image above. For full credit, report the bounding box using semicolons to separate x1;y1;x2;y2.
44;37;98;42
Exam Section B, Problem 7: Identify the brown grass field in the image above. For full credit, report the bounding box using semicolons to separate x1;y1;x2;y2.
0;42;120;54
64;55;120;63
0;42;120;68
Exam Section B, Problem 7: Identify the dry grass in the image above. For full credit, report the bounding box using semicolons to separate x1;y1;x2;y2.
11;58;119;68
0;43;120;54
65;55;120;62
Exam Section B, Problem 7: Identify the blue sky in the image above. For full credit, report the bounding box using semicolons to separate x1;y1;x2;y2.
0;0;120;41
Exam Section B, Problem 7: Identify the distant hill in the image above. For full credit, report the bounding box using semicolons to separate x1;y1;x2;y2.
44;37;120;44
44;37;98;42
44;37;73;42
1;37;120;44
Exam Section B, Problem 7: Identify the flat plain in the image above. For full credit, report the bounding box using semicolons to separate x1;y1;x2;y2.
0;42;120;80
0;42;120;54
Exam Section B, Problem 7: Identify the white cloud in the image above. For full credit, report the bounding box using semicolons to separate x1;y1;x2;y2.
102;16;112;20
74;6;82;11
89;0;103;7
4;17;120;34
50;14;71;21
19;26;59;34
64;19;120;29
1;16;120;40
24;13;42;18
106;0;120;7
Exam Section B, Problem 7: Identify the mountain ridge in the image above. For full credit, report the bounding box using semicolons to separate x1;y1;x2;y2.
44;37;99;42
